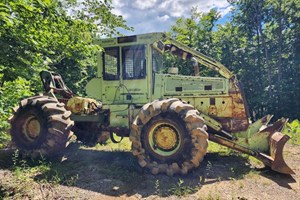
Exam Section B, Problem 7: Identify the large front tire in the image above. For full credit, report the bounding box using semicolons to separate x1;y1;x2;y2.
130;99;208;176
9;96;74;158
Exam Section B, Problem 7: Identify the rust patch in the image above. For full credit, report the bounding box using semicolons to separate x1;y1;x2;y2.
214;117;249;132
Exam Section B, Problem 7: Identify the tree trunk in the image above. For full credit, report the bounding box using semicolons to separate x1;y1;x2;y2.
255;3;272;98
255;26;264;118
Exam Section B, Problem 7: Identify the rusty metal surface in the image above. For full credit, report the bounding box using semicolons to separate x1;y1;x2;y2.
256;138;295;174
209;134;257;156
252;118;294;174
269;132;295;174
213;117;249;132
66;97;101;114
209;129;295;174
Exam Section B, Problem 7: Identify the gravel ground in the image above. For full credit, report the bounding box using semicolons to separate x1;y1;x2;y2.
0;142;299;200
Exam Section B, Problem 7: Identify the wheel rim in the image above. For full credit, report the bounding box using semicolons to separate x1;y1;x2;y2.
22;115;41;142
148;121;181;157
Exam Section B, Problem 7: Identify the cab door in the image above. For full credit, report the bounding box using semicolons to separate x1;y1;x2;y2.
121;45;149;104
101;47;122;104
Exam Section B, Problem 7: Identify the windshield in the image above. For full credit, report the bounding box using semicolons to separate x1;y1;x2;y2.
152;48;165;73
152;45;195;75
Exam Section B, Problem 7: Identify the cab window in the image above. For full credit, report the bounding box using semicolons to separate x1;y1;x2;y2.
122;45;146;79
103;47;119;80
152;48;164;73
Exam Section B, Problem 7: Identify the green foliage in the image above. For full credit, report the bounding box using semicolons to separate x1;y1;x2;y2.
168;8;221;77
227;0;300;120
0;3;12;28
12;150;79;187
73;0;133;37
169;179;196;196
283;120;300;145
0;0;131;91
168;1;300;120
0;0;132;148
0;77;34;148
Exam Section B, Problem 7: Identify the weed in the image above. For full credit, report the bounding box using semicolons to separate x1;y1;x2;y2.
35;162;79;186
199;175;203;183
9;151;36;199
10;150;79;190
11;150;31;182
154;179;160;195
12;149;19;167
68;174;80;186
169;179;196;196
230;167;235;173
206;161;213;171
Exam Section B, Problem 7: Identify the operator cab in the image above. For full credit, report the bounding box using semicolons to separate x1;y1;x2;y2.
86;32;207;105
86;33;230;104
86;33;167;105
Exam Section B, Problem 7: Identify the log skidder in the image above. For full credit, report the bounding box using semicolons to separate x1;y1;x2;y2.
8;32;294;176
130;98;208;176
9;95;74;158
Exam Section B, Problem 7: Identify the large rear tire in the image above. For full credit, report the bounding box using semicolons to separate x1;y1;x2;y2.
130;98;208;176
9;96;74;158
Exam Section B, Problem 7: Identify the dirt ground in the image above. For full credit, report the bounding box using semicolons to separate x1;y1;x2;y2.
0;142;299;200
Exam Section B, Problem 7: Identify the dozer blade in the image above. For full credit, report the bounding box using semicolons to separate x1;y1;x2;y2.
254;118;295;174
209;117;295;174
257;132;295;174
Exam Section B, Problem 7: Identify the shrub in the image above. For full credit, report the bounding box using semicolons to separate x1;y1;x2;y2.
0;77;34;148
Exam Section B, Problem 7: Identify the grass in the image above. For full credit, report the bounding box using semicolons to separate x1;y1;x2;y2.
0;137;140;199
0;119;298;199
168;179;197;197
11;150;79;185
207;141;230;154
94;137;132;152
0;150;81;199
283;119;300;145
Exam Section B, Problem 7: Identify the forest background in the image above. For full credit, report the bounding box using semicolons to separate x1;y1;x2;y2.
0;0;299;147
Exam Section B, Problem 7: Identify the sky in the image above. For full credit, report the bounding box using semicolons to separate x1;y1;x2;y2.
111;0;233;35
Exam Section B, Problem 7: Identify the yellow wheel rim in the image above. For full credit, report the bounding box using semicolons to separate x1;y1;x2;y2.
154;126;177;150
23;116;41;142
148;121;181;157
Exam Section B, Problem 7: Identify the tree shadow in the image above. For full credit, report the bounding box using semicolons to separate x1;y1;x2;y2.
32;143;256;198
0;143;297;198
0;148;14;169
